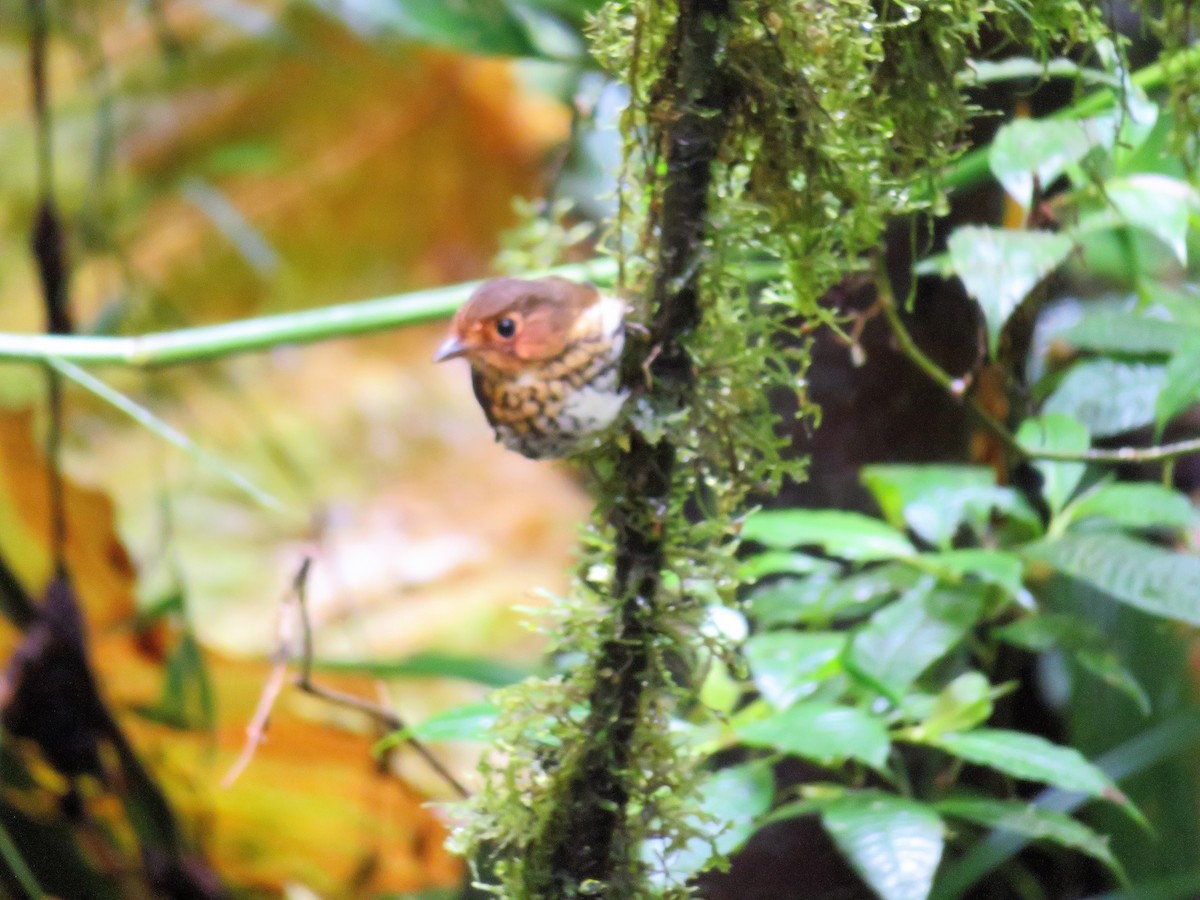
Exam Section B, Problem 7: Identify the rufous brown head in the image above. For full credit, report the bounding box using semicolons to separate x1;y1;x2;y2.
434;277;605;376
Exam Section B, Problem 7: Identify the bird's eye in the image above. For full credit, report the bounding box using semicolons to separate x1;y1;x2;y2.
495;317;517;339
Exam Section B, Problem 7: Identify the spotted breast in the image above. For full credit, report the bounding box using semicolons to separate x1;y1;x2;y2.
434;276;627;459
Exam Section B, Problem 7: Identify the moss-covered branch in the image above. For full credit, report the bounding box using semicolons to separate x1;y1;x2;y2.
526;2;736;894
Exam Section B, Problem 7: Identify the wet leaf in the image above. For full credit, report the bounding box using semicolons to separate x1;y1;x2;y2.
923;728;1125;806
861;464;1018;549
744;631;846;708
948;227;1074;356
822;792;944;900
737;703;890;770
847;582;985;699
1025;533;1200;626
1060;311;1186;356
742;509;915;561
1061;482;1193;534
1104;175;1200;265
1043;359;1165;438
989;118;1096;209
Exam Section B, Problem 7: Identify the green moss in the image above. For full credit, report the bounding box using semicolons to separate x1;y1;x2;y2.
451;2;1116;896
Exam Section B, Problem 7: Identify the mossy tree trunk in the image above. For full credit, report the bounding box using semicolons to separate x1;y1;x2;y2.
530;1;737;895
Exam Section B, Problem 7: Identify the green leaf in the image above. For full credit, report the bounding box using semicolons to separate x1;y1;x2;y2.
821;793;945;900
1016;414;1090;513
994;613;1151;714
1061;482;1194;534
1025;532;1200;626
740;551;841;581
1155;335;1200;437
917;550;1027;602
744;631;846;708
861;465;1018;549
646;762;775;888
912;672;995;739
1059;311;1186;356
334;0;543;57
1105;175;1200;265
742;509;915;561
747;565;924;627
377;702;498;751
935;797;1123;877
847;582;985;699
947;227;1074;356
924;728;1125;804
737;703;890;770
989;118;1097;209
1043;359;1166;438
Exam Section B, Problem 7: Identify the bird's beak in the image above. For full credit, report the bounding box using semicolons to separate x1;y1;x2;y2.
434;335;469;362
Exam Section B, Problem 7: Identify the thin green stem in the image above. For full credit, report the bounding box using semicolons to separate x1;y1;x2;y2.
0;260;617;368
874;257;1200;466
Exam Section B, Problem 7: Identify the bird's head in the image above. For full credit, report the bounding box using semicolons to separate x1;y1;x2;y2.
434;277;606;377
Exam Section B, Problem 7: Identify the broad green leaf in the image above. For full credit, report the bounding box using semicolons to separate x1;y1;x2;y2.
1043;359;1166;438
822;793;945;900
742;510;915;561
861;465;1018;549
924;729;1124;804
1156;335;1200;437
1105;175;1200;265
847;582;985;699
737;703;890;769
1059;311;1185;356
748;565;923;628
1061;482;1194;534
744;631;847;708
917;549;1026;601
1025;533;1200;626
1016;414;1090;513
989;118;1096;209
935;797;1122;877
746;575;837;627
948;227;1074;356
645;762;774;887
740;551;841;580
911;672;995;739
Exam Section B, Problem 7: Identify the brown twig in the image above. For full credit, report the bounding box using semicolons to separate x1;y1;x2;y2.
874;254;1200;465
224;554;468;798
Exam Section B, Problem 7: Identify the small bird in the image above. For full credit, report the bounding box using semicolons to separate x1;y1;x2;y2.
434;276;627;459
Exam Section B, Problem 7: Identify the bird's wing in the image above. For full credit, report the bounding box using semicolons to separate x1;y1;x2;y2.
471;368;500;429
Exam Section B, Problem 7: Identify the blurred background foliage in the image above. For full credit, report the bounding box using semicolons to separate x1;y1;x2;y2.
0;0;1199;898
0;0;606;895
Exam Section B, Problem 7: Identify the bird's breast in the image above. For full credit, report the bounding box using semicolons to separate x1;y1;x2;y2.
479;325;626;459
